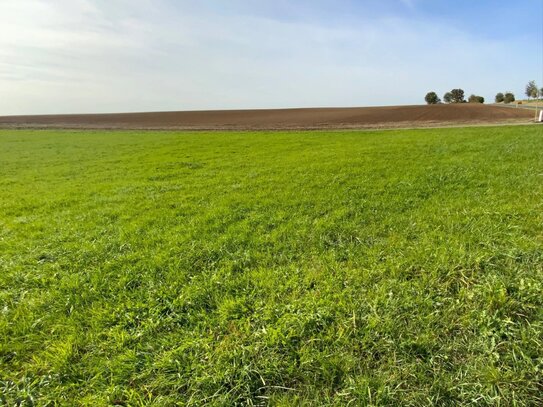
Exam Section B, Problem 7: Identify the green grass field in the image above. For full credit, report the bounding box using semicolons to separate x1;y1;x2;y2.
1;126;542;406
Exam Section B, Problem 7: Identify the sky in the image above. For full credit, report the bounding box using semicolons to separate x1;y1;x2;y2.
0;0;542;115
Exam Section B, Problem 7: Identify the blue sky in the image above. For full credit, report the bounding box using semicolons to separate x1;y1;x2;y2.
0;0;541;114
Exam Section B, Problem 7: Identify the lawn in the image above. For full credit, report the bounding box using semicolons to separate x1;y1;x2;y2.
1;126;542;406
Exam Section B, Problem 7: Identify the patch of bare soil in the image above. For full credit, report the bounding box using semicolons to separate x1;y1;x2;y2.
0;104;534;130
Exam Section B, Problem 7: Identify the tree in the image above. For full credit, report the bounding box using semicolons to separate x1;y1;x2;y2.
450;89;465;103
525;80;538;99
468;94;484;103
495;92;504;103
443;92;452;104
425;91;440;104
504;92;515;104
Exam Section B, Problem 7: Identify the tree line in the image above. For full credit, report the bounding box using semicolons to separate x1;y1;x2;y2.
424;81;543;105
424;89;485;105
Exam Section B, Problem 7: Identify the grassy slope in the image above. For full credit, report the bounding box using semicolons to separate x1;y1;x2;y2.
0;127;542;406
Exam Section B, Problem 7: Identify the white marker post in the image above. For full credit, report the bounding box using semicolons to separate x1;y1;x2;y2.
539;109;543;122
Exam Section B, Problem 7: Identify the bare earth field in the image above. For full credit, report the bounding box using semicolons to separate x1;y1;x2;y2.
0;104;534;130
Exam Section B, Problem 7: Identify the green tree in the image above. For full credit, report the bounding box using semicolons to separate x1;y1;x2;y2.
525;80;538;99
504;92;515;104
425;92;440;104
468;94;484;103
495;92;504;103
443;92;453;103
450;89;465;103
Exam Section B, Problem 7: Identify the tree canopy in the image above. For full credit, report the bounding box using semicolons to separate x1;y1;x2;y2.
425;92;440;104
525;81;538;99
504;92;515;104
468;95;484;104
450;89;465;103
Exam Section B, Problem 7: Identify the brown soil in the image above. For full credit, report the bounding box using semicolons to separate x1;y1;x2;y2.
0;104;534;130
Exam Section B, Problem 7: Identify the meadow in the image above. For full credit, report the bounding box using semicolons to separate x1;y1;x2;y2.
1;126;542;406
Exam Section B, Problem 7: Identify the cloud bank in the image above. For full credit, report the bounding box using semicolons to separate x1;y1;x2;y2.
0;0;540;114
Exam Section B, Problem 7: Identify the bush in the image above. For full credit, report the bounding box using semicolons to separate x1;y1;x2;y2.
495;93;504;103
443;92;452;104
425;92;440;105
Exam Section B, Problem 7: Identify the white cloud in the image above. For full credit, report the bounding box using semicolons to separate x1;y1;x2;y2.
0;0;538;114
